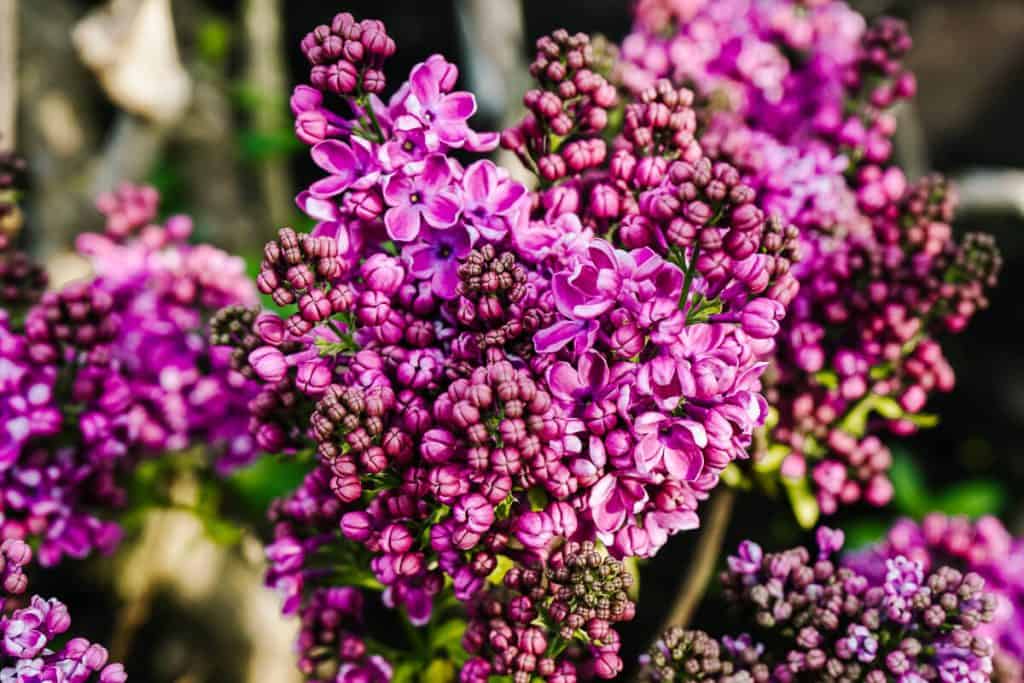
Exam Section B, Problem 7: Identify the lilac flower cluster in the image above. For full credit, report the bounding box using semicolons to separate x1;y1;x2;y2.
0;182;257;567
462;541;636;682
221;9;806;679
0;538;126;682
621;0;999;521
643;527;998;682
849;515;1024;681
77;183;261;471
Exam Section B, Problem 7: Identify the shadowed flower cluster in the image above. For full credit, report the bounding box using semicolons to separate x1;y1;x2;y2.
641;527;998;682
0;538;126;681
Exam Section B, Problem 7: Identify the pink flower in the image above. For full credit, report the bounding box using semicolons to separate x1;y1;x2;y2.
589;474;648;535
396;55;498;152
308;138;377;199
403;224;474;299
383;155;461;241
460;160;527;241
632;412;707;481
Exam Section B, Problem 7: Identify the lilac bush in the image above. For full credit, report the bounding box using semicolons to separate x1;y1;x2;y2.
0;0;1016;681
192;2;1016;680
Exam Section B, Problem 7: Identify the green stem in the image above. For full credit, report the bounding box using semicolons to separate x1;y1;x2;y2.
679;244;701;312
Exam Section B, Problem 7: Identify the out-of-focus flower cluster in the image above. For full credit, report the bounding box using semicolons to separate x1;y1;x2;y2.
641;527;998;682
0;538;126;682
621;0;1000;523
849;514;1024;681
0;182;256;567
0;153;28;249
78;183;260;472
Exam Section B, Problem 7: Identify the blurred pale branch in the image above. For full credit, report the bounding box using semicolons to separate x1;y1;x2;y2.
955;168;1024;219
243;0;293;231
0;0;17;151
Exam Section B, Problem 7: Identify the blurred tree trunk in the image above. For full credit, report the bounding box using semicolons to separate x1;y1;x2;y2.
244;0;292;233
0;0;17;151
18;0;106;251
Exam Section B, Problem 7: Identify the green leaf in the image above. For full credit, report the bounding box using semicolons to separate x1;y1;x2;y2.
391;662;419;683
429;619;467;654
228;456;313;515
889;451;931;518
903;412;940;429
812;370;839;390
842;518;891;551
934;480;1006;518
721;462;751;489
783;477;819;529
753;444;790;473
874;397;903;420
423;659;456;683
487;554;515;585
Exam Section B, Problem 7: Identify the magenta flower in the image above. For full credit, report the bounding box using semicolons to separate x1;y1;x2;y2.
460;160;527;241
632;412;707;481
396;55;498;151
589;474;649;536
308;139;365;199
547;351;613;405
551;240;623;320
383;154;461;242
403;224;473;299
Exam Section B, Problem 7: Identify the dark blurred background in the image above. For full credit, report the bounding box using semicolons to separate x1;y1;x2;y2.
7;1;1024;681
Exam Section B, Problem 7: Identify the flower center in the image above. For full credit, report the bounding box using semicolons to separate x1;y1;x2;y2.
410;192;422;204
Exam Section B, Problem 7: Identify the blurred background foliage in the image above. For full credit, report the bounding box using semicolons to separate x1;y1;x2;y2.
8;0;1024;681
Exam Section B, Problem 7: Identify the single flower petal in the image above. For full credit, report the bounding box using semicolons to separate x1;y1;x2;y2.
420;154;453;193
311;139;358;177
437;91;477;121
385;205;422;242
423;192;461;228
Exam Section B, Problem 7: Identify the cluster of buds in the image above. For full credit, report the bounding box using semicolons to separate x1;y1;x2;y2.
454;245;554;357
640;628;769;682
814;17;915;174
717;528;997;681
768;170;1000;518
301;12;396;96
502;30;618;182
256;227;348;335
849;514;1024;681
209;305;262;378
0;251;48;310
619;80;699;161
24;281;119;354
578;79;802;310
461;542;635;682
95;183;160;239
294;587;391;682
310;378;401;494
